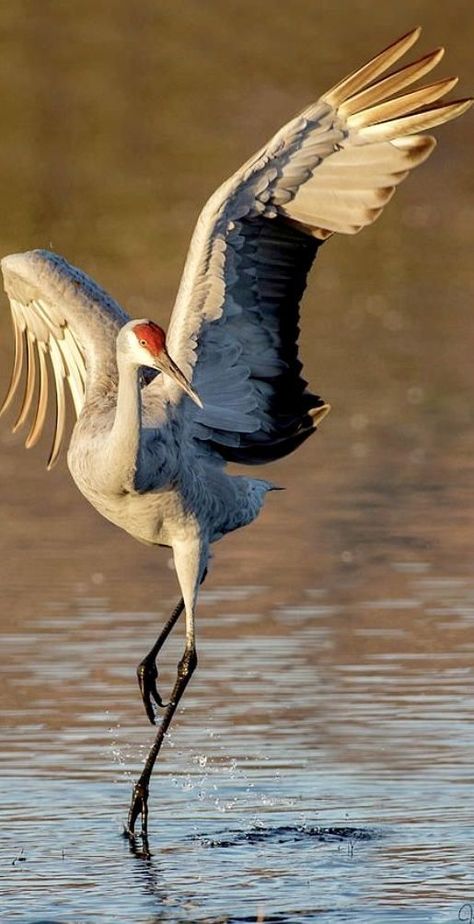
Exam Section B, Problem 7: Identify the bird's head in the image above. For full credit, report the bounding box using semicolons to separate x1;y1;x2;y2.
117;319;203;408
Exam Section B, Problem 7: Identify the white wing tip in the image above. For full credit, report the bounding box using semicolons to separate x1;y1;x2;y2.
311;403;331;427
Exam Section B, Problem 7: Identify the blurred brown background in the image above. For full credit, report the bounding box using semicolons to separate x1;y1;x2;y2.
0;0;473;621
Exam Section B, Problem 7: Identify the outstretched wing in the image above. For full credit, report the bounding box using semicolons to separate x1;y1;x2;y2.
145;27;471;464
1;250;129;468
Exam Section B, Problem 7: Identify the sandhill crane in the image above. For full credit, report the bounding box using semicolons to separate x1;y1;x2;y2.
0;28;471;847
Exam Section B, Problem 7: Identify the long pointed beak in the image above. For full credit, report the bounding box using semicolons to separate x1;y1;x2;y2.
155;350;203;409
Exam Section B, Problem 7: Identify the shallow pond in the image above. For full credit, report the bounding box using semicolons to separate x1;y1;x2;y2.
1;453;473;923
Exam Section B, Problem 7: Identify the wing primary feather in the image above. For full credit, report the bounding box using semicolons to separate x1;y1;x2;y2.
0;306;26;417
47;339;67;470
346;77;459;130
338;48;445;118
60;329;85;415
63;324;87;386
356;98;473;141
25;342;49;449
12;329;37;433
64;368;83;416
322;27;422;107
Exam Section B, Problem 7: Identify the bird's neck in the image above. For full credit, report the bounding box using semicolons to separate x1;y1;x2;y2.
105;353;143;492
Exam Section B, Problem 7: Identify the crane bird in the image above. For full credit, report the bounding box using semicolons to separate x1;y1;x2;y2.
0;28;471;846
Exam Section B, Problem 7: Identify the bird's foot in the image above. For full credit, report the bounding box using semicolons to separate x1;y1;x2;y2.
137;656;167;725
127;780;149;842
126;829;151;860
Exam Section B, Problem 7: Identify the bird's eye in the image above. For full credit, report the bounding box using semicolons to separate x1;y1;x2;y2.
139;339;147;346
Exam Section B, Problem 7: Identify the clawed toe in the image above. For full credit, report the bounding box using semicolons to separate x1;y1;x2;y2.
137;658;168;725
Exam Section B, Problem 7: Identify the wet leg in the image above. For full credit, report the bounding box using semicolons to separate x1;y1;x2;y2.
127;538;205;843
127;641;197;844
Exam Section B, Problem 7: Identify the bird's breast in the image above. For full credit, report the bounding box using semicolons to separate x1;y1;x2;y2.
68;441;199;547
82;480;199;547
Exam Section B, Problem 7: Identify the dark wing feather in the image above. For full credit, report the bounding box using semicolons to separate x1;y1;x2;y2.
204;216;325;464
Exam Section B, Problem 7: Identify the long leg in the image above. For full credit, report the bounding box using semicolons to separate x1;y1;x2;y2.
127;537;206;843
137;596;184;723
137;568;208;725
127;641;197;847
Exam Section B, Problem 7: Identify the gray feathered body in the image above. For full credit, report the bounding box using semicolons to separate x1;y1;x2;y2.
68;401;273;549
